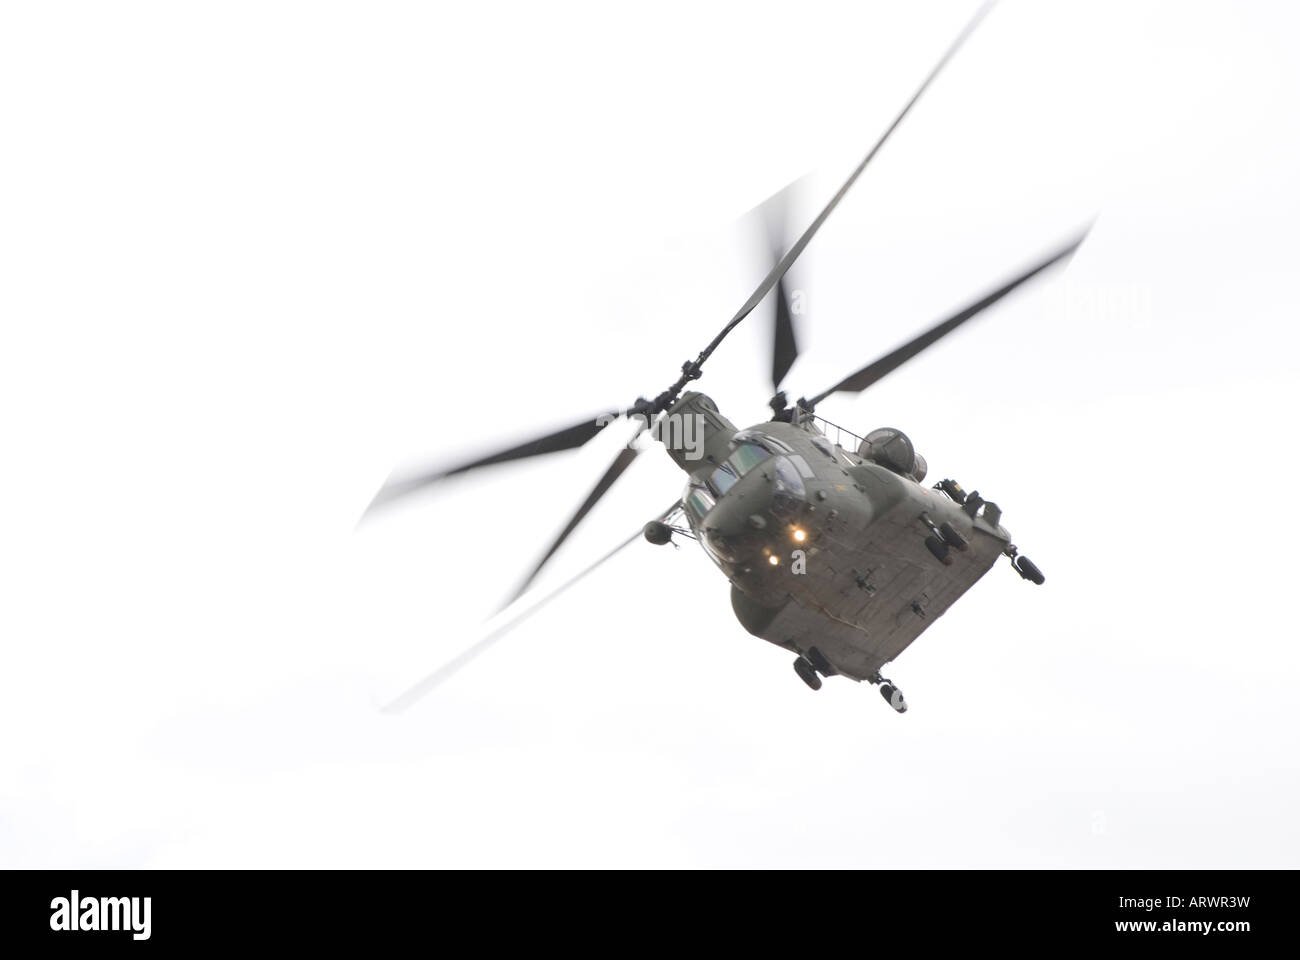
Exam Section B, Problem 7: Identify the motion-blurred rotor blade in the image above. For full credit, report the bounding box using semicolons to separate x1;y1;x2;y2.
761;187;801;392
363;412;618;517
772;277;798;392
807;228;1090;406
382;503;682;713
682;1;996;381
499;444;642;610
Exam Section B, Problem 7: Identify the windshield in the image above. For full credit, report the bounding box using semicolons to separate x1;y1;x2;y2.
770;456;807;519
728;442;769;476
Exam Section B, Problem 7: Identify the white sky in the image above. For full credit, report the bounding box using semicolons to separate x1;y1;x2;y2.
2;0;1298;868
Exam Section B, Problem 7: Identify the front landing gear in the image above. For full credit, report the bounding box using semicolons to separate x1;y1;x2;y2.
919;512;966;566
792;656;822;691
871;673;908;713
791;645;837;691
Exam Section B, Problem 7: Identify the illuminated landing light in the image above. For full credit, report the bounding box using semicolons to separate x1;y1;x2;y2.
768;554;780;566
792;528;806;542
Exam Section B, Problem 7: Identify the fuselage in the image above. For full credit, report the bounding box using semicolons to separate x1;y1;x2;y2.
659;391;1011;681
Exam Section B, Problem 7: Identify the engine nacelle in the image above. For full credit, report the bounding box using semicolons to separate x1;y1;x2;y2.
858;427;927;483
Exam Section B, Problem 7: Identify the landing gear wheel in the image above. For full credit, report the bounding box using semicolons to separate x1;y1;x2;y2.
1014;555;1045;585
806;646;836;677
924;533;953;566
879;683;908;713
938;521;968;551
793;656;822;691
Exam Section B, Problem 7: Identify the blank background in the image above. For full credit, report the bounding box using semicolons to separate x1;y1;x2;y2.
2;0;1297;867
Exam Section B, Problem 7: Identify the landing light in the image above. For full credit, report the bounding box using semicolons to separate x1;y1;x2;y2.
768;555;780;566
792;528;806;542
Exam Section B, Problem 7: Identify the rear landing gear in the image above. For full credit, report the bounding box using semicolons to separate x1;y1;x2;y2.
871;674;908;713
793;656;822;691
879;684;908;713
1005;545;1045;585
1014;555;1045;584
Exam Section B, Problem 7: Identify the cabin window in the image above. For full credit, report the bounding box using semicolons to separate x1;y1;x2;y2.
709;462;739;495
728;442;769;477
684;485;715;523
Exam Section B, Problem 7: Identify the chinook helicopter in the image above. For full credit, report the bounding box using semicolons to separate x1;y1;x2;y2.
367;1;1088;714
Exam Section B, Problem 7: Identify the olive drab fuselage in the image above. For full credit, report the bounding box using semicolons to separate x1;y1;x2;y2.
663;391;1011;683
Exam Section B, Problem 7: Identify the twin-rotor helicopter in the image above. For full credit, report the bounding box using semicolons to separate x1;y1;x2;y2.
367;1;1087;714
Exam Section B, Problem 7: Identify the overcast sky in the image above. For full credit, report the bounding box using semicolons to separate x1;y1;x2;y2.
3;0;1298;867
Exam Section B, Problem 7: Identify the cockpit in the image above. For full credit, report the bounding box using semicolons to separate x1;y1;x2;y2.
683;484;716;525
683;437;769;525
682;432;807;539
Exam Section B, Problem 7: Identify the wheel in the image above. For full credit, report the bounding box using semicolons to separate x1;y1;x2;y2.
1015;555;1045;585
793;656;822;691
879;683;908;713
642;521;673;545
924;533;953;565
938;521;968;551
806;646;836;677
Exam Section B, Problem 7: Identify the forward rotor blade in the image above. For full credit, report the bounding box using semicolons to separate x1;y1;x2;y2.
381;504;681;713
808;228;1090;406
499;444;642;610
689;1;996;375
363;412;617;517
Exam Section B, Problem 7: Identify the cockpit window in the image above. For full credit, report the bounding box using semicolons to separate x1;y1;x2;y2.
770;456;807;518
684;485;715;524
728;442;769;477
709;462;739;495
733;429;793;454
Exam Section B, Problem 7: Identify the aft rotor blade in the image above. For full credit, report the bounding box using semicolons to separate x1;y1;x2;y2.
499;444;642;610
772;277;798;391
808;229;1090;406
381;504;681;713
363;413;618;517
690;1;996;375
763;189;800;392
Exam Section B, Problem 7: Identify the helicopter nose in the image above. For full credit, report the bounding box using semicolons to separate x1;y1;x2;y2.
701;481;774;562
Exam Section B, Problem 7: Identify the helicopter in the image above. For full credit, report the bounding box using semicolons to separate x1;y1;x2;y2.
367;1;1089;714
